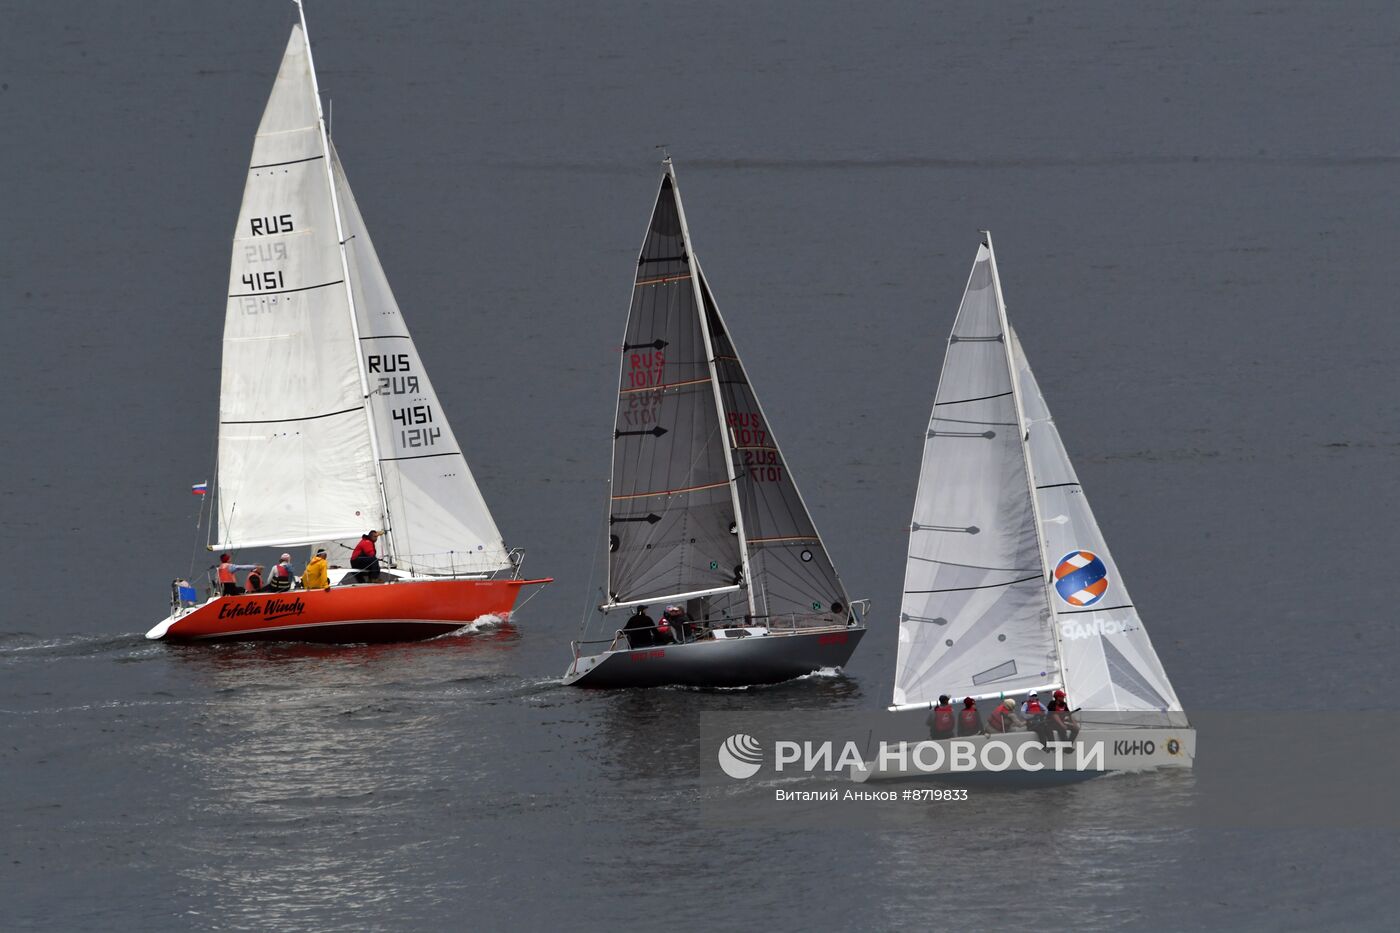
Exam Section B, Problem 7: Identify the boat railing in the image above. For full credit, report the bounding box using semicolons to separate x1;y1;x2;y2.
366;548;524;579
570;608;862;658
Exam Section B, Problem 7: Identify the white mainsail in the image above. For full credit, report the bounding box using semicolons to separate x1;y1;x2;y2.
893;243;1059;707
216;24;380;549
893;237;1184;717
215;17;510;574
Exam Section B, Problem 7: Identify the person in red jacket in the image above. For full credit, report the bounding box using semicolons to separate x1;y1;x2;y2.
926;695;955;740
1046;689;1080;744
957;697;984;737
987;697;1023;734
350;530;382;583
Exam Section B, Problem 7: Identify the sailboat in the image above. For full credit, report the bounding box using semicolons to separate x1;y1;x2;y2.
855;235;1193;778
147;6;549;642
563;161;867;688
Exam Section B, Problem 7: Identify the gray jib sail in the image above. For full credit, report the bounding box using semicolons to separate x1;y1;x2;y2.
700;268;850;625
606;175;741;607
893;243;1060;708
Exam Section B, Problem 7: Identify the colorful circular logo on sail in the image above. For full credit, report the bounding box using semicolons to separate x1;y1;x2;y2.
1053;550;1109;607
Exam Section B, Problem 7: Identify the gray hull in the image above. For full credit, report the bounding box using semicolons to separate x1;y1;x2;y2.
563;626;865;689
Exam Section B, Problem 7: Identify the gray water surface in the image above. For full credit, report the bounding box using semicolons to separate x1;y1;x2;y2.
2;1;1398;929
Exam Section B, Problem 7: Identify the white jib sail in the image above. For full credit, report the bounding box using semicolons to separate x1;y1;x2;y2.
893;244;1060;707
1010;327;1185;716
216;25;382;549
330;146;511;576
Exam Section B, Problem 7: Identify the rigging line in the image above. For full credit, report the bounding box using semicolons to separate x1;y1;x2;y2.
904;573;1042;595
226;278;344;299
1035;481;1081;490
934;390;1013;406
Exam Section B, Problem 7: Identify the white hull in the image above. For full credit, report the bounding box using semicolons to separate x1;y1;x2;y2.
849;727;1195;782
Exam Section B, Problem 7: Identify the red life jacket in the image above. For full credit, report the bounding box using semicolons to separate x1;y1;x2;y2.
351;537;377;561
1048;699;1070;713
958;708;982;735
988;706;1012;732
217;562;235;584
1025;698;1045;715
931;704;954;736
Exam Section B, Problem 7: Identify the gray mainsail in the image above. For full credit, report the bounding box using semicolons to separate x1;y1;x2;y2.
605;173;742;608
700;268;851;625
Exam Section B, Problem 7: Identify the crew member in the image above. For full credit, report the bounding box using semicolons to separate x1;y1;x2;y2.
1047;689;1080;744
302;549;330;590
216;553;256;597
927;694;955;741
350;530;382;583
987;697;1022;734
266;553;294;592
244;565;265;593
623;606;655;649
663;605;689;644
654;616;677;645
957;697;984;737
1022;690;1052;748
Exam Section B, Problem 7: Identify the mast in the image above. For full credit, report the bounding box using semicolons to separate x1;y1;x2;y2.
295;1;396;555
668;160;757;618
984;232;1069;685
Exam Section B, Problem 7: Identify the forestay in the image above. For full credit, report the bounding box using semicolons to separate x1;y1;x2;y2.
1011;328;1184;716
606;174;742;607
700;267;850;625
893;243;1060;708
216;25;381;549
330;146;511;575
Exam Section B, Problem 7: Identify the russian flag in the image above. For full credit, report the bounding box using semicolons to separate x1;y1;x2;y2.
191;481;208;496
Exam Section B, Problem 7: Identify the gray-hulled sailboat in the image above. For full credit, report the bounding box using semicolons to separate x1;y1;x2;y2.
854;234;1194;779
563;161;866;688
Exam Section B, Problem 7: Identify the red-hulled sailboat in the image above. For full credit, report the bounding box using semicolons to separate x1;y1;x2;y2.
148;5;547;643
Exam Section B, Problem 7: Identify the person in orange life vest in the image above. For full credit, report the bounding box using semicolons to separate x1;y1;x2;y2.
926;695;955;740
266;553;294;593
957;697;985;737
244;565;266;593
1021;690;1053;748
216;553;257;597
350;531;382;583
986;697;1023;733
1046;689;1080;743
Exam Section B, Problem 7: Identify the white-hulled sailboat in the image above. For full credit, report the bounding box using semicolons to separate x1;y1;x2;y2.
563;160;867;687
855;235;1193;779
148;5;549;642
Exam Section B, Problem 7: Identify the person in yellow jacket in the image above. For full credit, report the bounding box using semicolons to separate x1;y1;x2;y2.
301;548;330;590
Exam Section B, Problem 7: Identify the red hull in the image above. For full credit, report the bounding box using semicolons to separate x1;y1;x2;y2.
158;578;550;643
